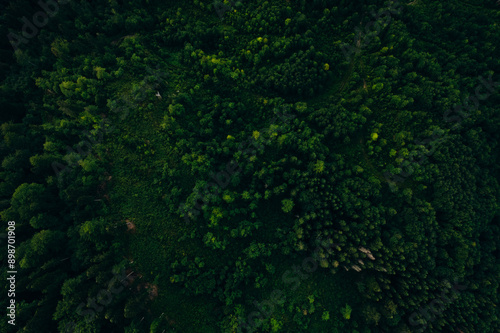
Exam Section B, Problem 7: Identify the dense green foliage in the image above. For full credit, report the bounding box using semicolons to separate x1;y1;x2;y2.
1;0;499;332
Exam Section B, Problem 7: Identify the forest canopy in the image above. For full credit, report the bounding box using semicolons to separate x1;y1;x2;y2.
0;0;499;332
